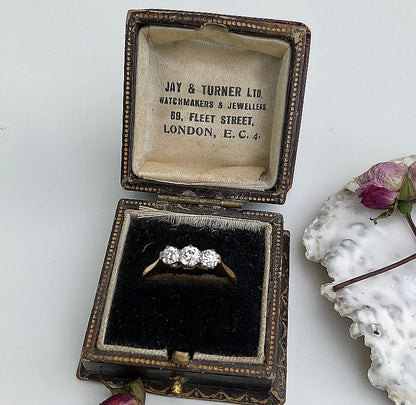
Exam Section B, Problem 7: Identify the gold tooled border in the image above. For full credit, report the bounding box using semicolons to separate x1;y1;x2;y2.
145;384;270;405
121;10;310;204
80;199;288;404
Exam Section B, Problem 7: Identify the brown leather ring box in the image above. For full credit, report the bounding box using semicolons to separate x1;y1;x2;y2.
78;9;310;405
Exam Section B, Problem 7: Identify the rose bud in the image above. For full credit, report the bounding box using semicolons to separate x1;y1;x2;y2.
100;394;140;405
355;161;408;210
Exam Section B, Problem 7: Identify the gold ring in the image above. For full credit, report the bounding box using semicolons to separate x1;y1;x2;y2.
142;245;237;285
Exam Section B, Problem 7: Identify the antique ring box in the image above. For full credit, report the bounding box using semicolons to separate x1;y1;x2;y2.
78;9;310;405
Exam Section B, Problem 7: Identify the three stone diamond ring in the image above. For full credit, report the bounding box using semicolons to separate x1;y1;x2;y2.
142;245;237;285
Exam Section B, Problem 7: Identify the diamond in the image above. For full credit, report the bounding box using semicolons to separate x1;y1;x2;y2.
160;246;180;265
200;249;221;269
180;245;201;268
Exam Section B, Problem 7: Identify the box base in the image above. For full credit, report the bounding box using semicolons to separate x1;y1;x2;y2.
78;198;290;405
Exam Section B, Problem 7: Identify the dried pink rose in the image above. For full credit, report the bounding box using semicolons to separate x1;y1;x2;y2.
333;158;416;291
99;379;145;405
355;183;398;210
100;394;139;405
355;161;408;209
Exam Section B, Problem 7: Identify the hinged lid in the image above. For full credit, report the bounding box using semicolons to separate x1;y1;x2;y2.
121;10;310;204
158;194;243;208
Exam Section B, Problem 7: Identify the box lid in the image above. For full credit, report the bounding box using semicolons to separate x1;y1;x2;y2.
121;10;310;204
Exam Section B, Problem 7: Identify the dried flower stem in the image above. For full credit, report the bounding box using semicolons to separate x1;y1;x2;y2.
333;209;416;292
407;212;416;238
332;252;416;292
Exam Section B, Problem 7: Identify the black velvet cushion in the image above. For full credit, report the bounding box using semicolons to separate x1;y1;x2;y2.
104;215;266;358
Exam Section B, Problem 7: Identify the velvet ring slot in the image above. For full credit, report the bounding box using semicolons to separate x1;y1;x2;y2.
99;205;270;362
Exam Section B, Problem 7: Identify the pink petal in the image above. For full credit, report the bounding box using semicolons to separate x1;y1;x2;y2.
355;161;407;191
355;170;373;186
356;182;398;209
100;394;139;405
372;162;408;190
409;161;416;186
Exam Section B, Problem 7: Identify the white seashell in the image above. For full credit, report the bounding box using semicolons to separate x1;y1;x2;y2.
303;155;416;405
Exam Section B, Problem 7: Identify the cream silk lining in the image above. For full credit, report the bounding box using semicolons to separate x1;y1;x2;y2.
132;25;291;190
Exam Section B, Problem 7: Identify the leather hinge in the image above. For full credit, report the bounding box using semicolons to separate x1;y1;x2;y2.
157;194;242;209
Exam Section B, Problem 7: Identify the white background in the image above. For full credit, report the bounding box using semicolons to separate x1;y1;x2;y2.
1;1;415;404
